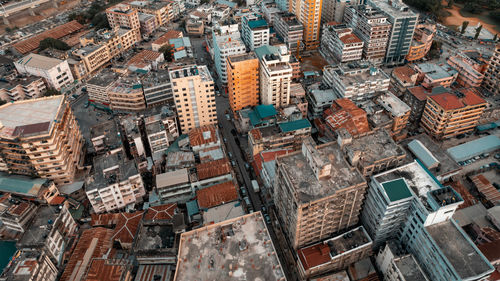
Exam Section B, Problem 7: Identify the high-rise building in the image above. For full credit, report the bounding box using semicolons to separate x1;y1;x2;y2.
0;96;83;186
241;16;270;50
290;0;323;49
212;25;246;85
344;5;391;65
420;88;487;139
106;3;141;40
255;45;293;108
274;12;304;52
322;0;363;23
227;53;260;113
321;23;364;62
129;1;171;27
274;137;367;249
407;22;436;62
367;0;417;64
14;54;74;92
483;44;500;95
169;65;217;134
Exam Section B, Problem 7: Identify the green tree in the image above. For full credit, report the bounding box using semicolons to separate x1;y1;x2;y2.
68;12;86;24
428;40;443;59
447;0;453;8
39;38;71;51
0;99;7;106
159;44;174;62
474;25;483;39
494;34;498;42
461;20;469;34
43;88;62;97
91;13;110;30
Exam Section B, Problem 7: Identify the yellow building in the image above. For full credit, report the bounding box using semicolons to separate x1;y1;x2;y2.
407;23;436;62
227;53;260;113
0;96;83;186
169;65;218;134
107;77;147;112
290;0;322;49
130;1;171;27
106;3;141;40
420;89;487;139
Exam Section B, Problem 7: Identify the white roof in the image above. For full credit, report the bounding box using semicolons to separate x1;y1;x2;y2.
16;53;63;70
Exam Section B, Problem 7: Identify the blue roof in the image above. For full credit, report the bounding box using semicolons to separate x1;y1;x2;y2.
279;119;311;133
0;172;47;197
254;45;280;60
216;0;236;7
186;200;200;217
408;140;439;169
169;37;191;49
447;135;500;162
173;50;188;60
248;19;268;29
255;104;277;119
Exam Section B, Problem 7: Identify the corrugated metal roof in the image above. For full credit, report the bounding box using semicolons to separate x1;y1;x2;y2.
0;172;47;197
408;139;439;169
279;119;311;133
447;135;500;162
186;200;199;216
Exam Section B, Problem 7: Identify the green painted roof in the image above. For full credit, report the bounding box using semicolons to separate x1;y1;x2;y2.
248;19;268;29
254;45;279;60
255;104;277;119
0;172;47;197
382;178;413;202
279;119;311;133
186;200;199;217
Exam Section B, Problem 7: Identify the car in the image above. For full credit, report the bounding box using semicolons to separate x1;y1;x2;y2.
241;186;247;196
231;160;236;166
108;116;113;120
84;101;89;108
223;138;227;143
228;152;233;158
495;153;500;160
244;162;250;170
96;112;102;117
231;129;237;136
225;114;231;120
261;206;267;213
264;214;271;224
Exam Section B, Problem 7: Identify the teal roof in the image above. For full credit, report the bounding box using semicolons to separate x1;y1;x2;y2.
248;19;268;29
408;140;439;169
0;172;47;197
169;37;191;49
382;178;413;202
279;119;311;133
254;45;280;60
255;104;277;119
447;135;500;162
216;0;236;7
186;200;199;217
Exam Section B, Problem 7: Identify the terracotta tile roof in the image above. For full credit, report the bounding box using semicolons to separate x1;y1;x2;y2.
8;202;31;216
84;259;130;281
188;125;218;147
471;175;500;205
196;181;238;209
477;239;500;264
482;227;500;242
127;50;162;68
13;20;84;54
49;195;66;205
111;211;144;244
325;98;370;136
448;181;477;209
144;203;176;221
297;243;331;271
196;158;231;180
60;227;115;281
393;65;417;85
339;33;362;45
152;30;183;46
429;89;486;111
407;86;430;101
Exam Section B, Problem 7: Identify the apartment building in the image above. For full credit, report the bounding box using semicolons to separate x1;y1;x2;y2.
345;5;391;65
156;168;192;203
129;0;171;27
255;45;293;108
483;44;500;95
186;19;204;37
376;242;429;281
108;75;147;112
274;138;367;249
321;23;364;63
376;92;410;136
169;65;217;134
367;0;417;64
420;89;487;139
274;12;303;52
249;119;311;156
142;70;173;107
407;23;436;62
290;0;322;49
0;197;38;233
0;96;83;185
323;61;390;101
413;62;458;88
86;69;120;107
0;76;46;102
106;3;141;40
86;150;145;213
323;98;370;138
0;250;58;281
297;227;373;279
362;161;494;280
391;65;418;95
151;30;183;51
227;53;260;113
447;51;488;88
241;16;270;50
138;13;157;37
145;114;174;155
212;24;246;84
14;53;74;92
323;0;363;23
90;120;123;155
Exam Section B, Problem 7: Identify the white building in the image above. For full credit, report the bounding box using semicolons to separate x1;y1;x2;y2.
256;45;292;108
212;24;246;84
86;70;120;106
14;53;74;92
321;23;364;63
156;168;192;203
241;16;270;50
323;61;390;101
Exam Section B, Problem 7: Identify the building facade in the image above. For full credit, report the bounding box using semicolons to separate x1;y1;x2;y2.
14;54;74;92
290;0;322;49
227;53;260;113
0;76;46;102
107;76;147;112
447;53;486;89
483;44;500;95
274;12;303;52
321;23;364;63
406;23;436;62
212;25;246;85
241;16;270;51
106;3;141;39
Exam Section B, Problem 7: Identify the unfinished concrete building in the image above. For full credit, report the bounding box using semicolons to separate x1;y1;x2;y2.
274;137;367;249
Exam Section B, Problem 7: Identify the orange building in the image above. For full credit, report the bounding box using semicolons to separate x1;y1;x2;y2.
227;53;260;113
324;98;370;137
407;23;436;62
290;0;322;49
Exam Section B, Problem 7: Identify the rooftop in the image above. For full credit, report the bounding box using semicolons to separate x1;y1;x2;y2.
324;62;389;88
16;53;63;70
429;88;486;110
426;219;494;280
247;18;268;30
17;205;60;248
392;65;417;85
415;62;457;81
174;212;286;281
196;181;238;209
127;50;163;69
156;169;189;188
189;125;219;147
0;250;45;281
153;30;184;46
90;120;122;148
166;151;195;169
111;211;144;245
85;259;131;281
277;139;365;203
169;65;212;82
369;0;416;18
144;203;177;221
85;151;139;191
376;92;410;117
325;98;370;136
87;70;120;87
0;172;47;198
278;119;311;133
382;178;413;202
135;264;173;281
0;95;64;139
228;52;258;63
196;158;231;180
202;202;245;225
447;135;500;162
297;226;372;271
393;255;429;281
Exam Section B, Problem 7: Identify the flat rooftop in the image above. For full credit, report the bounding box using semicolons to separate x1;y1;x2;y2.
156;169;189;188
90;120;121;147
382;178;413;202
426;219;494;280
368;0;416;18
87;70;120;87
169;65;213;82
228;52;258;63
86;151;139;191
174;212;286;281
0;95;64;139
394;255;428;281
278;140;365;203
0;172;47;197
135;223;176;254
415;62;457;80
326;63;389;87
376;92;410;117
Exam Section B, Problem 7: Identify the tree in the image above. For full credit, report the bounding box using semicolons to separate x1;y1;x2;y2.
0;99;7;106
447;0;453;8
428;40;443;59
159;44;174;62
43;88;62;97
68;12;86;24
91;13;109;30
494;34;498;42
474;25;483;40
461;21;469;34
39;38;71;51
